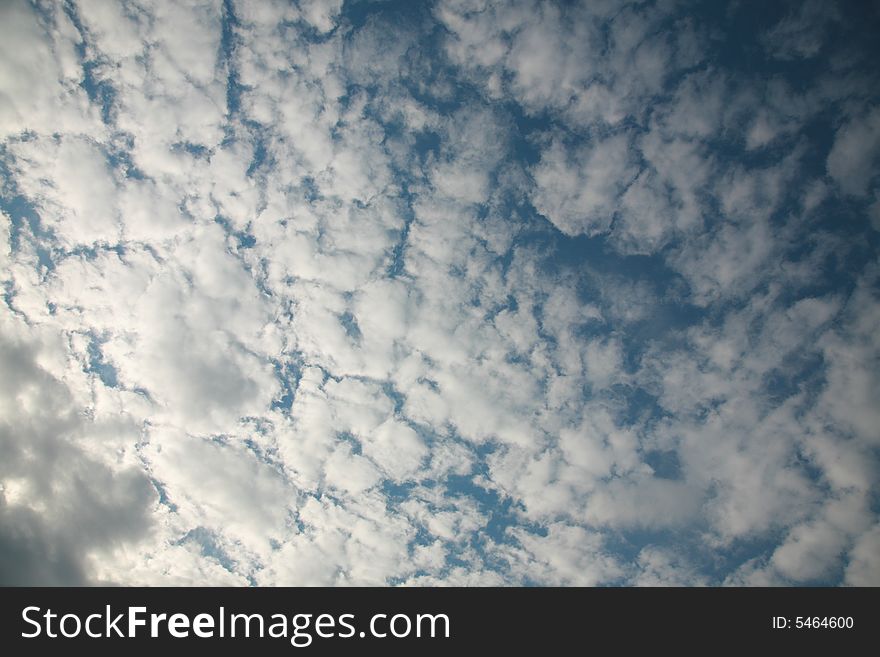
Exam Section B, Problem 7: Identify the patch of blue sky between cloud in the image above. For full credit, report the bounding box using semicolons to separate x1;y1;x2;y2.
0;0;879;586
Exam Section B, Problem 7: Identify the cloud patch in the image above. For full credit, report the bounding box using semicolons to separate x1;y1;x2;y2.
1;0;878;587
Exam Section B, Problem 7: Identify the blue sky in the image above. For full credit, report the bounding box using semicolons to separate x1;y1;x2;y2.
0;0;878;586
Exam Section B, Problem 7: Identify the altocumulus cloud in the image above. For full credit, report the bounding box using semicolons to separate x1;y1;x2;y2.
0;0;878;586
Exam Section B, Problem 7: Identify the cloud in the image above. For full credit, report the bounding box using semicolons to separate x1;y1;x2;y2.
1;0;878;588
500;523;624;586
827;107;880;197
631;547;708;586
0;308;155;585
761;0;839;61
10;135;120;246
844;524;880;586
0;1;97;138
531;134;638;237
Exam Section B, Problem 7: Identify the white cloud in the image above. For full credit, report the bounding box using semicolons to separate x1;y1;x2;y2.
844;523;880;586
584;477;701;529
10;136;120;246
0;1;98;138
770;493;870;583
361;419;428;482
761;0;839;61
0;306;156;584
500;523;624;586
298;0;343;34
531;134;638;237
141;427;291;553
1;0;877;588
632;547;708;586
827;107;880;197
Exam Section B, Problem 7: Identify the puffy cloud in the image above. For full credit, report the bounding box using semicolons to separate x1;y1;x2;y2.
827;107;880;197
0;1;97;138
845;524;880;586
0;308;156;585
10;136;120;246
631;547;708;587
500;523;624;586
531;134;638;237
1;0;878;588
761;0;839;61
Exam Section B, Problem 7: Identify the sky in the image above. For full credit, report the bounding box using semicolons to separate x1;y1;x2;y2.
0;0;878;586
